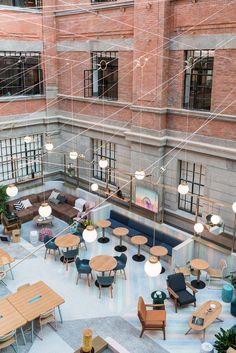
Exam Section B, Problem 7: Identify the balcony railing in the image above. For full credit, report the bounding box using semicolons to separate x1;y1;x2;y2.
0;0;42;8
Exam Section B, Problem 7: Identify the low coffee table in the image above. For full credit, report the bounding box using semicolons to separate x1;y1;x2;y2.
131;235;148;262
113;227;129;252
33;215;54;227
97;220;111;244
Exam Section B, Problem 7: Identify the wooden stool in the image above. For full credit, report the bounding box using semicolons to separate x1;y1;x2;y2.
12;229;20;243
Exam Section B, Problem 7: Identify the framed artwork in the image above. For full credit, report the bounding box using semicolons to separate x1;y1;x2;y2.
135;186;158;213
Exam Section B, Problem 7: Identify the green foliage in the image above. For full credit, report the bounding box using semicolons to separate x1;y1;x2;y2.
214;327;236;353
80;219;92;229
225;272;236;289
0;185;9;216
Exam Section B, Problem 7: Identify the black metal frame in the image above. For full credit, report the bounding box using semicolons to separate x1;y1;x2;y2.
0;51;43;97
178;160;205;216
183;50;214;111
0;0;42;7
0;134;42;182
84;51;118;100
91;0;116;3
93;139;116;185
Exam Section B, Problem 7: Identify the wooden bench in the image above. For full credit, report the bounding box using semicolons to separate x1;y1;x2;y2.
105;337;130;353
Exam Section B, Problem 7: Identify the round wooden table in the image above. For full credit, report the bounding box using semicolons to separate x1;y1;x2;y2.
113;227;129;252
96;220;111;244
89;255;117;287
55;233;80;263
190;258;209;289
131;235;148;262
150;246;168;273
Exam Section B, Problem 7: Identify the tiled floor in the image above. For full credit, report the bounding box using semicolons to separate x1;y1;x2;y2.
2;222;235;353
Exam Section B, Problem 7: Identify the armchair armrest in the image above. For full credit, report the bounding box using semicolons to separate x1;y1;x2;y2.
186;282;198;294
167;286;179;299
145;304;165;309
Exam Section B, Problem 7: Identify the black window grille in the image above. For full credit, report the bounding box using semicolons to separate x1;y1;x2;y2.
91;0;116;3
0;134;43;183
178;160;205;216
93;139;116;184
183;50;214;111
0;52;43;97
84;51;118;100
0;0;42;7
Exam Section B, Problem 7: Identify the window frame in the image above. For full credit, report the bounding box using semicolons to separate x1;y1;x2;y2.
0;0;42;8
92;139;116;185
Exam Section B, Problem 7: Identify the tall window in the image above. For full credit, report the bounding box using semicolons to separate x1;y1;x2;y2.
0;52;43;97
0;0;42;7
0;134;43;183
183;50;214;111
178;160;205;216
93;139;116;184
84;51;118;100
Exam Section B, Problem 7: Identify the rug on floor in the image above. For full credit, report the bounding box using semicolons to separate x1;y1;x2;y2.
57;316;170;353
0;239;36;259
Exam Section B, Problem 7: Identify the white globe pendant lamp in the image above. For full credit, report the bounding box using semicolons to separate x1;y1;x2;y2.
144;256;162;277
24;135;32;144
45;142;54;151
6;184;18;197
91;183;99;192
82;225;97;243
211;214;221;225
38;203;52;218
99;158;108;169
194;222;204;234
177;181;189;195
69;151;78;160
232;202;236;213
135;170;145;180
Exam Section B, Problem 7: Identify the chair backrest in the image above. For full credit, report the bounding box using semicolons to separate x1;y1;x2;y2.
138;297;146;323
44;235;53;244
167;273;186;292
40;309;55;319
97;276;114;286
17;283;30;292
75;257;81;269
63;248;78;258
0;330;15;343
220;259;227;272
120;253;127;266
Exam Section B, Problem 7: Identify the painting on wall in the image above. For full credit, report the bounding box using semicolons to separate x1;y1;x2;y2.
135;186;158;213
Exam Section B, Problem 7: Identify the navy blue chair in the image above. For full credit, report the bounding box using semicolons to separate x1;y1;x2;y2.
62;248;79;271
97;276;114;298
44;235;60;261
113;253;127;282
71;227;87;251
75;257;93;286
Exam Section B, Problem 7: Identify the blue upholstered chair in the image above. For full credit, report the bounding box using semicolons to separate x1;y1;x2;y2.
97;276;114;298
44;235;60;261
231;297;236;317
113;253;127;282
62;248;79;271
75;257;93;286
167;273;197;313
71;227;87;251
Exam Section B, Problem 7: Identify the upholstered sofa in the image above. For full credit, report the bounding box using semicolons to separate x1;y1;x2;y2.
8;189;78;224
108;210;182;256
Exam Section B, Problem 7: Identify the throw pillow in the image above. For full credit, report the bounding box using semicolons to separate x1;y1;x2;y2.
74;198;86;212
49;190;60;201
50;197;60;205
57;194;67;204
14;201;24;211
21;199;32;209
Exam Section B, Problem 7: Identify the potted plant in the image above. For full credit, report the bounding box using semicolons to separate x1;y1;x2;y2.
214;327;236;352
0;185;9;221
225;271;236;290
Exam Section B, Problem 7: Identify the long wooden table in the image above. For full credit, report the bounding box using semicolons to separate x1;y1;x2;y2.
7;281;65;342
0;247;15;280
0;299;26;343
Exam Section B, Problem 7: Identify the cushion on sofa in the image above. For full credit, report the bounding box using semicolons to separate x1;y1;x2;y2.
109;219;127;229
128;219;153;237
57;194;67;204
28;194;38;204
74;198;86;211
21;199;32;209
49;190;60;201
163;234;182;247
126;227;141;237
110;210;129;225
50;197;60;205
37;190;53;203
65;194;77;206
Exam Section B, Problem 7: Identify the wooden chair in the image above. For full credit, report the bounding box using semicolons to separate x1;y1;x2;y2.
206;259;227;288
17;283;30;292
0;330;19;353
2;214;20;237
97;276;114;299
137;296;166;339
38;309;57;340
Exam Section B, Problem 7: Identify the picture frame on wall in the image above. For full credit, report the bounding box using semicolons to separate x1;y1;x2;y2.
135;186;159;213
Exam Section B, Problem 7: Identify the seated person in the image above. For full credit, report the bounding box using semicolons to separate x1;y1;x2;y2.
116;186;124;199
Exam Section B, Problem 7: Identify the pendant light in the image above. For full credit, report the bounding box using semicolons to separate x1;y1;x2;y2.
177;181;189;195
144;256;162;277
24;135;32;144
194;222;204;234
38;202;52;218
135;170;145;180
99;158;108;169
69;151;78;160
232;202;236;213
6;184;18;197
82;225;97;243
91;183;99;192
45;142;53;151
211;214;221;225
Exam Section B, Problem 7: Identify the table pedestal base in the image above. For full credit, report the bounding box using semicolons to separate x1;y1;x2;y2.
132;254;145;262
60;256;75;264
161;266;165;274
191;279;206;289
115;245;127;252
98;237;110;244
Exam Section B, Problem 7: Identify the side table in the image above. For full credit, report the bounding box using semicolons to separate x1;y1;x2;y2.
151;290;167;310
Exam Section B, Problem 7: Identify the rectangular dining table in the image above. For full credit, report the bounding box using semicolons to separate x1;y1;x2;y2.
7;281;65;341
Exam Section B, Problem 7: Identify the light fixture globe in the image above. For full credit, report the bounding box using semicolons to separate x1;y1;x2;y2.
6;184;18;197
211;214;221;225
99;158;108;169
91;183;99;192
177;182;189;195
82;225;97;243
144;256;162;277
135;170;145;180
232;202;236;213
194;222;204;234
45;142;53;151
69;151;78;160
38;203;52;218
24;135;32;144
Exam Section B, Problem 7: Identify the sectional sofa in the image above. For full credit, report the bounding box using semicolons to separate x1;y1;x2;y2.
108;210;182;256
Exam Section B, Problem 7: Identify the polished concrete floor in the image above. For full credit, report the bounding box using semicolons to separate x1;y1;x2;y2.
2;221;235;353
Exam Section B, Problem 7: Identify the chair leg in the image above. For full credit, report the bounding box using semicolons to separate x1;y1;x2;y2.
99;285;102;299
123;268;126;280
110;285;113;299
44;249;47;259
91;272;93;280
76;273;79;285
163;325;166;340
54;250;56;261
140;328;144;338
87;274;90;287
66;260;68;271
114;271;116;283
175;300;178;313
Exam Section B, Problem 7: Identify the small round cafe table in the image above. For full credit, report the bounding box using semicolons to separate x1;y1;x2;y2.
96;220;111;244
150;246;168;274
55;233;80;263
131;235;148;262
113;227;129;252
89;255;117;287
190;258;209;289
